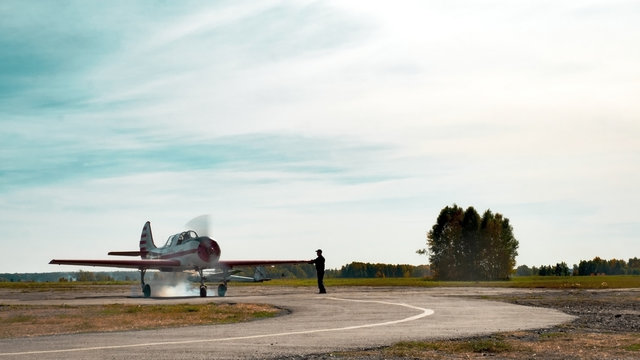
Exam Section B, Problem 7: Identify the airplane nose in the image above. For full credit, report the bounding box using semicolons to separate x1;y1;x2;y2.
197;237;220;262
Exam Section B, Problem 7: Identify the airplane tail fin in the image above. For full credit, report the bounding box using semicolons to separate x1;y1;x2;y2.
253;266;271;282
139;221;157;258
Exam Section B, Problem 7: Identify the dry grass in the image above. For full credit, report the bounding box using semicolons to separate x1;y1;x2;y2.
330;332;640;359
0;303;280;338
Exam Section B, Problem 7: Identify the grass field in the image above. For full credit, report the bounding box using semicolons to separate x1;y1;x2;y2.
2;275;639;289
259;274;640;289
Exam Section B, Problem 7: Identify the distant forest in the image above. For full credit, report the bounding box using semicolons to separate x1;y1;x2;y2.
257;262;431;279
516;257;640;276
3;257;638;283
0;262;431;283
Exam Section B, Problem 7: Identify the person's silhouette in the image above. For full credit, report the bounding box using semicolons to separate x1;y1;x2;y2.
309;249;326;294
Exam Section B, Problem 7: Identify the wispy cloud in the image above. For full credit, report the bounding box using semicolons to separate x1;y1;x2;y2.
1;1;639;272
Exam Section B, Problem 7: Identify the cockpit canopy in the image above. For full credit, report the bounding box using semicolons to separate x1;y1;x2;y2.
162;230;199;248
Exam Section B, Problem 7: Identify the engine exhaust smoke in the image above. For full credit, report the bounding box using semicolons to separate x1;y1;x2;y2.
132;272;200;297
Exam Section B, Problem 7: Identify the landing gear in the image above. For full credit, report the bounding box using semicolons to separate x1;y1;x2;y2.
198;269;207;297
218;283;227;297
143;284;151;298
217;268;229;297
140;269;151;298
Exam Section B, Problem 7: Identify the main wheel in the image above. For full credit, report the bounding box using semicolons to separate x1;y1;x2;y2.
143;284;151;298
217;284;227;297
200;285;207;297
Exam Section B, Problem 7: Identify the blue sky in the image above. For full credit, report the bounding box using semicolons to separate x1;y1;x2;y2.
1;0;639;273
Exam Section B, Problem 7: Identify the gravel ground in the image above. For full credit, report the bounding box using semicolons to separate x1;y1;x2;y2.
2;286;638;359
287;288;640;360
492;288;640;333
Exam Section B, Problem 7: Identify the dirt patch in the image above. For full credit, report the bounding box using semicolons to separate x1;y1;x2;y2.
0;302;281;338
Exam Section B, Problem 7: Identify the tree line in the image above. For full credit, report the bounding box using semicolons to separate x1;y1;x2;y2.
1;263;432;283
516;257;640;276
334;262;431;278
4;256;639;283
257;262;431;279
0;271;138;283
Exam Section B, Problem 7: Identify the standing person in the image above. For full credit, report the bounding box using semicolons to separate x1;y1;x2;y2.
309;249;326;294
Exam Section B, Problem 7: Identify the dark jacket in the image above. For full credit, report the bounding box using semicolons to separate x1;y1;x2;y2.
311;255;325;272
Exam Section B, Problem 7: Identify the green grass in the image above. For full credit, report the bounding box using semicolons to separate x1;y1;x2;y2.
539;332;568;339
2;275;639;290
468;338;513;353
371;337;513;358
0;281;134;290
260;275;640;289
95;303;257;317
0;314;35;324
626;343;640;351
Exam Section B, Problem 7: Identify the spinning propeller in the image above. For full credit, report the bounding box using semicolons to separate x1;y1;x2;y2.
186;215;220;262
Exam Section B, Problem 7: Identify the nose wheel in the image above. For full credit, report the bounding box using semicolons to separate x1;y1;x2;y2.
198;269;208;297
143;284;151;298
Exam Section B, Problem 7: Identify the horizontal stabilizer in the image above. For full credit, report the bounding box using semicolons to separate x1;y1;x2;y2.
108;251;146;256
229;274;271;282
202;266;272;282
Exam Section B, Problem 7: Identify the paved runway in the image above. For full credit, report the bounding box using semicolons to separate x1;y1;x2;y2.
0;286;574;359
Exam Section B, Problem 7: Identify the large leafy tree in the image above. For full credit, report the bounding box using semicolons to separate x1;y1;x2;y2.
421;205;519;280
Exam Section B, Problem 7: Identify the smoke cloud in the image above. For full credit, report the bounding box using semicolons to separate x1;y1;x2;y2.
132;272;201;297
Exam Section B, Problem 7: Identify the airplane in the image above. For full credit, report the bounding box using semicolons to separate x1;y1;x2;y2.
50;220;309;297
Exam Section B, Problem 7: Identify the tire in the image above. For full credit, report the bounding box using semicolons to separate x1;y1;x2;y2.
217;284;227;297
143;284;151;298
200;285;207;297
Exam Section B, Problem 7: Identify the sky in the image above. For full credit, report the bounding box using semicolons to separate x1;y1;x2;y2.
1;0;639;273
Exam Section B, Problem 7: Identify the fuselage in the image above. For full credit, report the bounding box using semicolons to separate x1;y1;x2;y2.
145;231;221;271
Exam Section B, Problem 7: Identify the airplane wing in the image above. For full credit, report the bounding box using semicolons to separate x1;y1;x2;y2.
219;259;309;268
49;259;181;269
48;259;307;270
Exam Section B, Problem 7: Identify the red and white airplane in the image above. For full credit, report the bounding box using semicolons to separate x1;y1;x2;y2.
50;220;308;297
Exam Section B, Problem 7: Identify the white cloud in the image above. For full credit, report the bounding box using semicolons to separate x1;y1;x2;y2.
2;0;639;273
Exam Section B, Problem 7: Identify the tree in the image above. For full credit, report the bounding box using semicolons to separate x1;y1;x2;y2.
425;205;465;280
422;205;519;280
554;262;570;276
515;265;533;276
76;270;96;282
628;257;640;275
608;259;626;275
